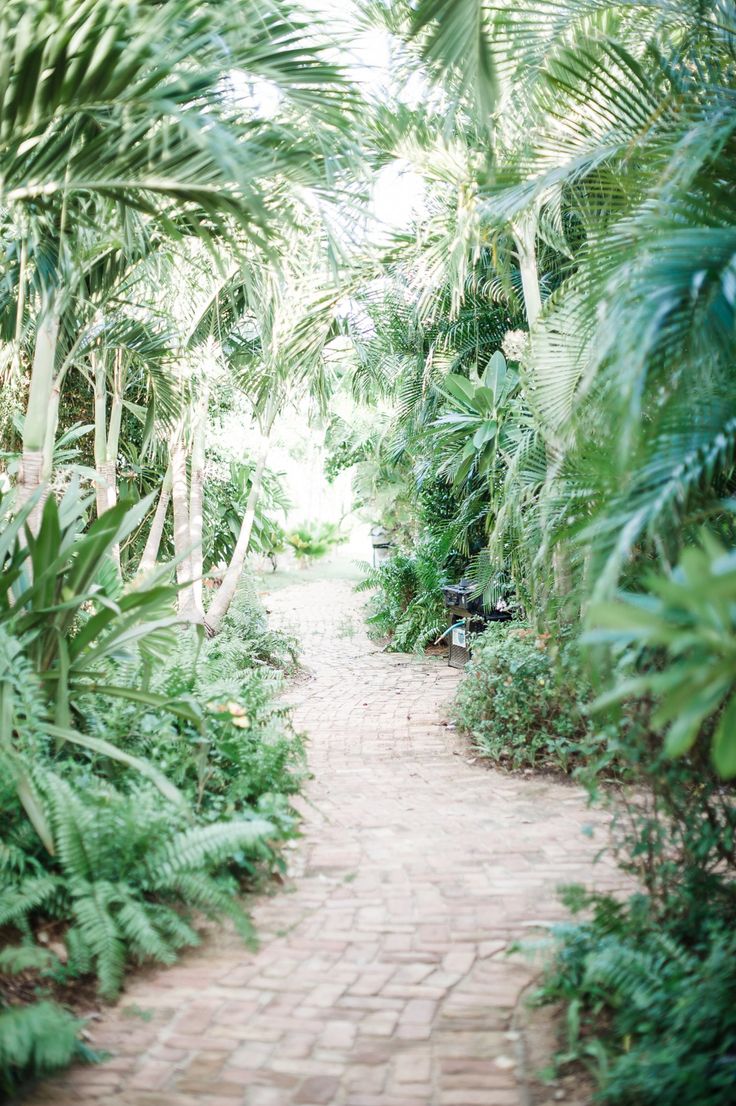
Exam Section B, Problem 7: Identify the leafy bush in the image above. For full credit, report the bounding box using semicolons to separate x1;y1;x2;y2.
453;623;603;773
589;531;736;778
0;773;272;1000
285;520;345;562
0;495;303;1090
357;539;448;652
537;892;736;1105
532;698;736;1103
0;945;86;1098
203;579;299;673
204;459;289;569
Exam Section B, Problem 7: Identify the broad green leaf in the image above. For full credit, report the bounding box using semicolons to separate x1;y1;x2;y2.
712;695;736;778
482;350;507;401
442;374;477;405
472;421;497;450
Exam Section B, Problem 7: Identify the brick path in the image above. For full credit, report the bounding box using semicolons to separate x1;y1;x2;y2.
25;576;616;1106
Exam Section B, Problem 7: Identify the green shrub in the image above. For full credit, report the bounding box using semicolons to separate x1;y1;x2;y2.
453;623;603;773
357;539;448;653
533;704;736;1103
0;772;274;1000
537;892;736;1105
0;944;88;1098
204;579;299;673
0;493;302;1090
285;520;345;562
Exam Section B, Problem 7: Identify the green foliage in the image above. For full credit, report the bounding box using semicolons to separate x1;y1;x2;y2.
0;943;94;1096
589;531;736;778
599;730;736;938
0;768;274;1000
286;520;345;562
537;897;736;1105
112;586;304;826
433;351;519;488
202;580;299;673
0;486;189;724
452;623;604;773
531;691;736;1103
357;539;448;652
0;501;302;1088
0;998;84;1098
204;460;289;569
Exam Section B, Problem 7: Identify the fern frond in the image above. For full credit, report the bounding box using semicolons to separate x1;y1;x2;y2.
0;876;59;929
147;819;273;880
71;884;126;999
0;1002;81;1084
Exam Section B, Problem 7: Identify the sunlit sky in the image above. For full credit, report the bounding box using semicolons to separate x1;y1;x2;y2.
301;0;426;233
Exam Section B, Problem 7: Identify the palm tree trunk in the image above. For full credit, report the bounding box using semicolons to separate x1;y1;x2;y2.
170;432;196;618
41;372;64;480
204;398;276;636
19;304;60;528
105;350;124;513
188;381;208;618
514;209;572;609
137;466;172;575
93;354;109;518
513;211;542;328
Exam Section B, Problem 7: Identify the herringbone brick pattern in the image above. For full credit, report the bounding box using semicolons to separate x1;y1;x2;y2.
23;576;616;1106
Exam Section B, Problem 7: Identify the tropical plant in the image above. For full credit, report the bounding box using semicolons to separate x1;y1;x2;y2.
432;352;517;483
286;520;345;563
453;623;604;774
589;531;736;779
0;771;273;999
536;895;736;1106
357;538;448;652
0;945;87;1097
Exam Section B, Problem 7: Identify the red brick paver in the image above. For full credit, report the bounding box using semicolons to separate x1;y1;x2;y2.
23;577;616;1106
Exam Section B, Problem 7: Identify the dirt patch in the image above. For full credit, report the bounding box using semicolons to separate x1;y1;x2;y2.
518;997;596;1106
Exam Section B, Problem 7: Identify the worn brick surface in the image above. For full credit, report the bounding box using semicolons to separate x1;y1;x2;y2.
21;576;619;1105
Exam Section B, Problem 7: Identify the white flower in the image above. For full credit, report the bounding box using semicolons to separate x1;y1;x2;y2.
501;329;529;362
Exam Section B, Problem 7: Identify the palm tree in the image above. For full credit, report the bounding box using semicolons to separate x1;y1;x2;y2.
204;237;347;634
399;0;736;599
2;0;353;516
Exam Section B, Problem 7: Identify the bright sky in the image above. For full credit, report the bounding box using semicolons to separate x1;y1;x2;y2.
301;0;426;234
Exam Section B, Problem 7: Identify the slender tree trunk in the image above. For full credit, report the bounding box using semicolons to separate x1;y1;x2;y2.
137;466;172;575
105;350;124;512
170;432;196;618
91;353;124;567
188;380;208;619
204;399;276;636
512;211;542;329
93;354;109;518
41;374;63;480
18;304;60;529
514;208;572;610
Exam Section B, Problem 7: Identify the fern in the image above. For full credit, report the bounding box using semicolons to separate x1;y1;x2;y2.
116;898;178;966
359;541;449;652
71;883;127;1000
0;876;59;930
0;944;86;1095
148;818;273;880
0;944;55;974
0;1002;82;1093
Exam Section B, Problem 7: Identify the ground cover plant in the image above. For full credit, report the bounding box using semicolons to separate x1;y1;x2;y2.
357;538;449;653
